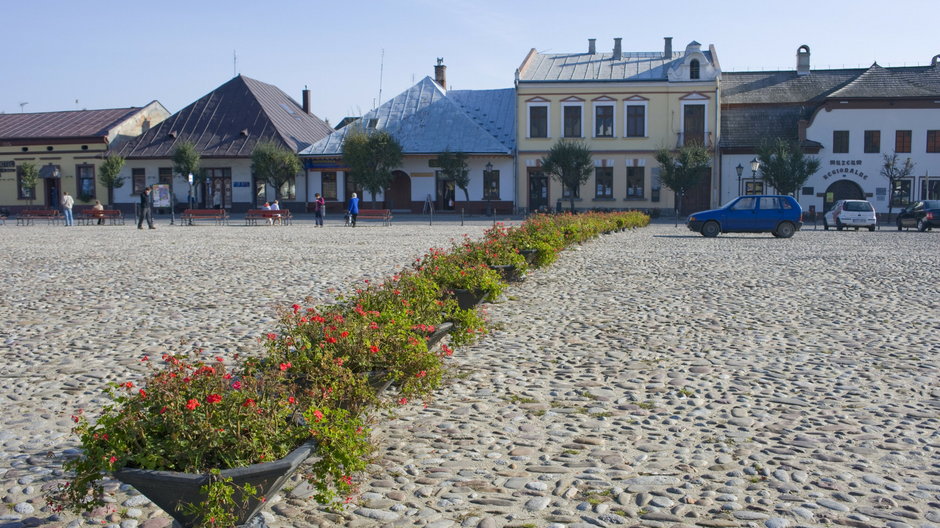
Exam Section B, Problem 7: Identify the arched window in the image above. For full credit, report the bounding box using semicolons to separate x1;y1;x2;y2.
690;59;700;80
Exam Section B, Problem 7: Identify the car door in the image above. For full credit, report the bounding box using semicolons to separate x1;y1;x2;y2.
755;197;781;231
723;196;757;231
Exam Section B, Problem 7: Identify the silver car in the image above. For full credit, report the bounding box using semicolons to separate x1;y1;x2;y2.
823;200;877;231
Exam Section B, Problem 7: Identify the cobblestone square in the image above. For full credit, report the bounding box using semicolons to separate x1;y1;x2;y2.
1;222;938;527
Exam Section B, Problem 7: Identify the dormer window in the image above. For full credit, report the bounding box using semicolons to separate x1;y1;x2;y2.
690;59;700;80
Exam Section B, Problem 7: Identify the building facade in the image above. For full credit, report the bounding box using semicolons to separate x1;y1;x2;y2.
115;75;332;213
515;38;721;215
719;47;940;215
0;103;169;213
301;63;516;215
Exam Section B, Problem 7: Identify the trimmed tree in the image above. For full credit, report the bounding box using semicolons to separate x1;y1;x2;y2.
19;162;39;207
341;129;403;208
98;155;126;207
251;141;302;201
880;152;915;217
173;141;201;207
756;138;820;197
655;143;711;220
438;149;470;202
540;139;594;212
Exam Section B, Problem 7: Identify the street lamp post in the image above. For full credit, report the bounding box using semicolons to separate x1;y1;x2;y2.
749;158;760;195
735;163;743;197
484;162;493;219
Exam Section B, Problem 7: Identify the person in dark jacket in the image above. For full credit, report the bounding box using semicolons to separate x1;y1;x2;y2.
138;186;155;229
347;192;359;227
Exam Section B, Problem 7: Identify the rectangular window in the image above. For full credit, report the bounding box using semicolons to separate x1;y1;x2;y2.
626;166;645;199
864;130;881;154
595;105;614;137
895;130;912;153
928;130;940;153
77;164;96;200
322;172;337;200
562;182;580;199
891;179;912;208
279;177;296;200
16;166;36;200
158;167;173;185
626;105;645;137
529;106;548;138
483;169;500;200
746;181;765;195
683;104;705;145
132;168;146;194
833;131;849;153
650;167;661;202
594;167;613;199
563;105;582;138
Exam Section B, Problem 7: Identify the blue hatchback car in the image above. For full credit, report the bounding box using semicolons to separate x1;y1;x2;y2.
687;195;803;238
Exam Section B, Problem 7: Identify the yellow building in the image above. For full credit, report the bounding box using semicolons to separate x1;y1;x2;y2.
0;102;169;213
515;37;720;214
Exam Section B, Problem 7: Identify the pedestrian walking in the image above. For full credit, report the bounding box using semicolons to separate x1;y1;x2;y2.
347;192;359;227
61;191;74;226
314;193;325;227
138;186;155;230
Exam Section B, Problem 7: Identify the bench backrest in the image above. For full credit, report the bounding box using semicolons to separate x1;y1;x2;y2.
357;209;390;215
20;210;58;216
246;209;290;215
183;209;225;215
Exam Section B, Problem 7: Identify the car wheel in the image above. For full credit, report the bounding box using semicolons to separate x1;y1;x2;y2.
701;221;720;238
918;219;928;232
897;219;903;231
836;220;844;231
823;219;829;231
775;221;795;239
868;225;875;232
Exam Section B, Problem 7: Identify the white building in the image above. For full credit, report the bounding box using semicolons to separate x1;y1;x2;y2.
720;47;940;215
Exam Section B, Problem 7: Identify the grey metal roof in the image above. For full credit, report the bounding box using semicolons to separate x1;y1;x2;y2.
829;64;940;98
518;50;709;82
301;77;514;157
118;75;332;159
0;107;146;140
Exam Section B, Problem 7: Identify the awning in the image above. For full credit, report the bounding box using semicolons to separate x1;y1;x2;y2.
39;164;61;178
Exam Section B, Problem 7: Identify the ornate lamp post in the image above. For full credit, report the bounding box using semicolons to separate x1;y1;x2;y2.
749;158;761;194
735;163;743;196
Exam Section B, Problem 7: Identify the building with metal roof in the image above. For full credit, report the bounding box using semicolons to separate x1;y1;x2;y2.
718;47;940;214
114;75;332;213
301;62;516;215
515;37;721;215
0;102;169;212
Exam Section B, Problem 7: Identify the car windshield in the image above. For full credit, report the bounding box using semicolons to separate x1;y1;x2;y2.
923;200;940;209
843;201;873;212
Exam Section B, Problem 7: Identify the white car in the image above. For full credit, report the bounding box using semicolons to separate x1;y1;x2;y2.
823;199;877;231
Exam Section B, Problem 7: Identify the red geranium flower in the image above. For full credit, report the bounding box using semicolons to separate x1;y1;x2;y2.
186;399;200;411
206;394;222;404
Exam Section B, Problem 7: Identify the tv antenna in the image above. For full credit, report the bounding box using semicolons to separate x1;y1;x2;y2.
377;48;385;109
19;102;28;113
233;50;237;77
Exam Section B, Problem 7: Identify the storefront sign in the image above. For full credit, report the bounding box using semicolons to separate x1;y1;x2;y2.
0;160;14;172
822;166;869;180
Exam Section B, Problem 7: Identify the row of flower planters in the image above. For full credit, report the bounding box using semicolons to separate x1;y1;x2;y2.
52;211;650;527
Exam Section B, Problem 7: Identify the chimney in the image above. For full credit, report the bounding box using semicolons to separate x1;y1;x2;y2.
664;37;673;57
797;45;811;76
434;58;447;90
588;38;596;54
613;38;622;60
302;86;311;114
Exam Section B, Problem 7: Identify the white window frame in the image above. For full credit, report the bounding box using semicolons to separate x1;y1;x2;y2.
561;102;584;138
624;101;648;138
593;102;616;138
527;102;551;139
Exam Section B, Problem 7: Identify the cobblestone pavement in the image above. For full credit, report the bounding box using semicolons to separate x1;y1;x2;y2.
1;221;938;528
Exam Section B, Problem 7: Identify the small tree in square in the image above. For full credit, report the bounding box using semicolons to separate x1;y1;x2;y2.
655;142;711;220
98;155;126;207
756;138;820;198
540;139;594;212
341;129;403;207
437;149;470;202
251;141;302;201
18;162;39;207
173;141;201;206
880;152;915;217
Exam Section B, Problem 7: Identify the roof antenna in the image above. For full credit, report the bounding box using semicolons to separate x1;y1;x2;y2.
19;102;28;113
233;50;238;77
377;48;385;109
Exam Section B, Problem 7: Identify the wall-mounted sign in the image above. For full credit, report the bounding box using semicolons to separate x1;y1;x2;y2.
233;181;250;187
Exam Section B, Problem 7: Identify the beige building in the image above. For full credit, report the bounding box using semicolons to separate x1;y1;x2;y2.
0;103;169;212
515;37;720;214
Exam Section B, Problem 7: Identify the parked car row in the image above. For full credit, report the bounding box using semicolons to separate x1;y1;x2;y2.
687;196;938;238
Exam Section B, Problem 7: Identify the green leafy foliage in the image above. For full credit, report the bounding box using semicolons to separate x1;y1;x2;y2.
540;140;594;212
341;129;403;207
251;141;301;201
437;149;470;202
756;138;821;196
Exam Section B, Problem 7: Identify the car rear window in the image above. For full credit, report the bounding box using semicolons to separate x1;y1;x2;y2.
844;201;873;212
924;201;940;209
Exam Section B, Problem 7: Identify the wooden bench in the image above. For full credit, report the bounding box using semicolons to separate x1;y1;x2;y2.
181;208;229;225
16;209;61;226
352;208;392;226
244;209;292;226
78;209;124;225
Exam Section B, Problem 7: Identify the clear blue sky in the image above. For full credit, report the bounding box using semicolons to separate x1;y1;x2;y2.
3;0;936;125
